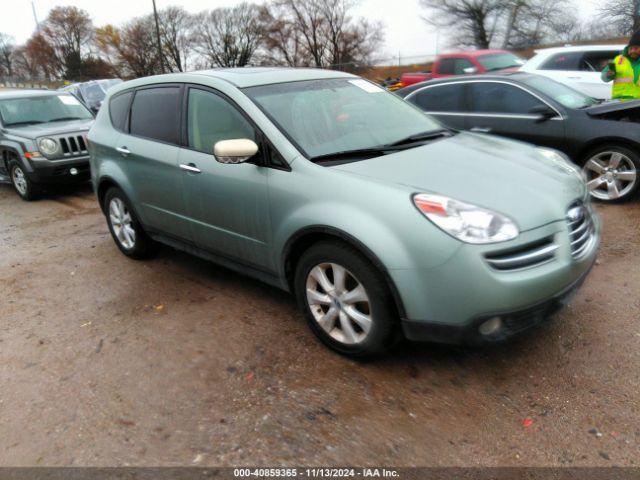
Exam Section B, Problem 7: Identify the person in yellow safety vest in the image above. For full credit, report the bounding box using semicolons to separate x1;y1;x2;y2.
602;31;640;100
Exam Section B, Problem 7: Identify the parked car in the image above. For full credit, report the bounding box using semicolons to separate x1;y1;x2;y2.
400;50;525;87
89;68;598;356
60;79;123;114
397;72;640;202
519;45;625;99
0;90;94;200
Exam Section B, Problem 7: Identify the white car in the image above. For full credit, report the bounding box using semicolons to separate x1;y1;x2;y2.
520;44;625;100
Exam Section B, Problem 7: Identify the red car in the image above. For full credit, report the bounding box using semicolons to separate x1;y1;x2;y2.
400;50;525;87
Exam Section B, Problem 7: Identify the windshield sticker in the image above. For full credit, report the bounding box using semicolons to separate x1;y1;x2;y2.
59;95;81;106
349;79;384;93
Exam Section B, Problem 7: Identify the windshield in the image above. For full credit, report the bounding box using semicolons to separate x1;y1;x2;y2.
477;53;525;71
519;74;598;109
244;78;443;159
0;94;93;126
80;83;106;103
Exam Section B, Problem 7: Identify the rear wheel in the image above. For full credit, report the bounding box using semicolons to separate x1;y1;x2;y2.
582;145;639;202
294;241;399;357
9;160;39;201
104;187;158;259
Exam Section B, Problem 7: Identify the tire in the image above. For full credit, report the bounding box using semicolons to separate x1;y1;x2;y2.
294;240;399;357
103;187;158;259
8;160;39;201
582;145;640;203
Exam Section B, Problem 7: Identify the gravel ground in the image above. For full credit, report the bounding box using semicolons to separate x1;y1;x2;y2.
0;182;638;467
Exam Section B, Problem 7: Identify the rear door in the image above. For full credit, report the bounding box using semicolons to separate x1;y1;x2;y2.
405;82;469;130
117;84;192;241
466;81;566;150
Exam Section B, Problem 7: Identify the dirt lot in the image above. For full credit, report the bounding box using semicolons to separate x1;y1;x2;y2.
0;182;638;467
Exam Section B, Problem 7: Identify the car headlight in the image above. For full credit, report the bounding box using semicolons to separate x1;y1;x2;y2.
38;137;59;156
413;193;519;244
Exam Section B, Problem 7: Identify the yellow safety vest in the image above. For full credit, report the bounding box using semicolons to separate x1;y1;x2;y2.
612;55;640;99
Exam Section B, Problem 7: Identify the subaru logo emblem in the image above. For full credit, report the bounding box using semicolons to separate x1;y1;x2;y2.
567;206;584;222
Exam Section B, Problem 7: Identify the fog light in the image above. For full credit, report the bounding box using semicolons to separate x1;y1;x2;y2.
69;168;78;176
479;316;503;336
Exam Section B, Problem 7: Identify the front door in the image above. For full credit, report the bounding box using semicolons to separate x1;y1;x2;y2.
466;81;566;152
179;86;271;270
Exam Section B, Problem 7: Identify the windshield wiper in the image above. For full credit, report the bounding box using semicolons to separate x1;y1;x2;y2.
384;129;452;148
48;117;86;122
5;120;45;127
310;147;395;162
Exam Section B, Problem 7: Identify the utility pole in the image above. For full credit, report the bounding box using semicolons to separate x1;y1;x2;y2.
31;1;40;32
152;0;165;74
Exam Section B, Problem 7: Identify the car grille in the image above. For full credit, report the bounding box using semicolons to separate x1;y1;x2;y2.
484;237;557;271
567;202;595;259
57;134;88;157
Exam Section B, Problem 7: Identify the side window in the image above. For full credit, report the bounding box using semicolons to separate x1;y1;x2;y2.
109;91;133;132
187;88;255;154
438;58;455;75
130;86;181;144
470;83;546;115
411;84;465;113
540;52;582;71
454;58;475;75
581;51;617;72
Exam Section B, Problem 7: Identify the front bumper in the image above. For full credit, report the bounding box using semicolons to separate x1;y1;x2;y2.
401;259;594;344
394;209;600;344
25;155;91;184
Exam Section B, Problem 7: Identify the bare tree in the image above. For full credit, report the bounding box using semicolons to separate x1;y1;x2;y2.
158;6;194;72
420;0;505;48
597;0;640;35
193;3;264;68
502;0;579;48
260;0;383;69
12;34;57;81
40;6;93;78
0;33;15;77
95;17;161;78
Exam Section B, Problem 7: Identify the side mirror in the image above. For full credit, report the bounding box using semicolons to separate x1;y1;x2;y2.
529;105;557;122
462;67;478;75
213;139;259;164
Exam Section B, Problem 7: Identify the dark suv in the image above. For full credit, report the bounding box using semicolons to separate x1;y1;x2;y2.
0;90;94;200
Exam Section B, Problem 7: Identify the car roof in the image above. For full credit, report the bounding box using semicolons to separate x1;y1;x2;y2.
0;89;65;100
439;49;513;58
395;72;536;96
191;67;357;88
533;44;626;55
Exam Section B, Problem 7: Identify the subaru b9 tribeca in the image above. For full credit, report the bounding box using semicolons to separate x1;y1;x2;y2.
88;68;599;356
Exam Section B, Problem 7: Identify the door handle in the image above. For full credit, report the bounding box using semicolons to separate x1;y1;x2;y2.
179;163;202;174
470;127;491;133
116;146;130;156
567;76;581;80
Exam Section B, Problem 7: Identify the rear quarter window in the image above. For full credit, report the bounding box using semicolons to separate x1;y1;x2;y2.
109;91;133;132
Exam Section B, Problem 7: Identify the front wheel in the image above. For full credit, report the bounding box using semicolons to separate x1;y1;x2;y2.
294;241;399;357
582;146;639;202
9;160;39;201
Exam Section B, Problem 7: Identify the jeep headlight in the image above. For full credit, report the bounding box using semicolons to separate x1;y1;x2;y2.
413;193;519;244
38;138;58;156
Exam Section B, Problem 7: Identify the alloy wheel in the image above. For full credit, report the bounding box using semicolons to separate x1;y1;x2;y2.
12;166;28;196
305;262;372;345
583;151;637;201
109;197;136;249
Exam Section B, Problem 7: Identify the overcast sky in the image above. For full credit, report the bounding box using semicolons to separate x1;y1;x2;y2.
2;0;602;64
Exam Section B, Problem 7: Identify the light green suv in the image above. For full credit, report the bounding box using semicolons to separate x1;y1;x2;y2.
88;68;599;356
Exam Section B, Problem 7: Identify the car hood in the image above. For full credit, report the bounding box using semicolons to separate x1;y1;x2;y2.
330;132;586;232
3;119;94;139
584;99;640;117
